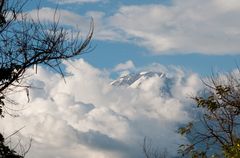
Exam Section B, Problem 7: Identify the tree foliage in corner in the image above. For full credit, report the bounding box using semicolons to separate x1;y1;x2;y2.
0;0;93;157
178;73;240;158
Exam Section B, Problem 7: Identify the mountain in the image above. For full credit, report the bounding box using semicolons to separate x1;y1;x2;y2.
111;71;173;97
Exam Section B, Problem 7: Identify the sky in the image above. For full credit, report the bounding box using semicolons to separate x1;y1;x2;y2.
25;0;240;76
1;0;240;158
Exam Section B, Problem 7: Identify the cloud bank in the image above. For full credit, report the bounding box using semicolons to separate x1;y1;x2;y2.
0;59;202;158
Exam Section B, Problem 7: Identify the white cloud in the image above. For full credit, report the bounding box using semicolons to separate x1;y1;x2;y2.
50;0;104;4
108;0;240;54
27;8;123;41
0;59;202;158
28;0;240;54
212;0;240;11
114;60;135;71
27;7;90;28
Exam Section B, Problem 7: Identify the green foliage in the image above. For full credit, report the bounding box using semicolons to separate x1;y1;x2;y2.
178;74;240;157
178;122;193;135
223;138;240;158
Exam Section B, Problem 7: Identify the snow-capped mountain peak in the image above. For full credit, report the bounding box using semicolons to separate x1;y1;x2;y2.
111;71;164;87
111;71;173;97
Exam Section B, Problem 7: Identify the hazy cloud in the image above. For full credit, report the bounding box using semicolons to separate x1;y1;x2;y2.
30;0;240;54
109;0;240;54
50;0;104;4
27;8;123;41
30;0;240;55
27;7;90;28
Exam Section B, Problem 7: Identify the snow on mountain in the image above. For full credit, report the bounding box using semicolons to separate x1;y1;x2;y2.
111;71;164;87
111;71;173;97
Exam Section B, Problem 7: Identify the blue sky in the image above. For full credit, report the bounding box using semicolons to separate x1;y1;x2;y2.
25;0;240;76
